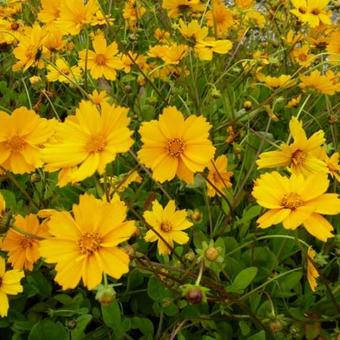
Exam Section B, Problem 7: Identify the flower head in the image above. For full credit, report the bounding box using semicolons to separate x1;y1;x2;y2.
257;117;327;176
195;38;233;61
300;70;340;95
79;34;123;80
2;214;47;271
47;58;82;84
39;194;136;290
252;171;340;241
138;106;215;184
144;200;192;256
206;155;233;197
327;30;340;65
206;0;234;38
0;257;24;317
0;107;53;174
162;0;204;18
38;0;61;24
42;100;133;186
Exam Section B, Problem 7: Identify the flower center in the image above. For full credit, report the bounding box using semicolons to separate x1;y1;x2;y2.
0;277;2;288
178;5;190;11
311;8;320;15
78;232;102;255
291;149;305;166
86;134;107;153
160;221;172;232
11;22;19;31
167;138;184;158
95;54;107;66
6;135;26;152
61;68;70;75
20;237;34;249
281;192;304;210
298;53;307;62
298;7;306;14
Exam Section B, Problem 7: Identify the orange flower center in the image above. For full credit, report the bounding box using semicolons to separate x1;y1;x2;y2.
95;54;107;66
167;138;184;158
20;236;34;249
298;54;307;62
78;232;102;255
61;68;70;75
291;149;305;166
311;8;320;15
160;221;172;232
86;134;107;153
11;22;19;31
281;192;304;210
6;135;26;152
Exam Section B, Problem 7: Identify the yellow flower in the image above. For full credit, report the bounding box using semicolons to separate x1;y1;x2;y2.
257;117;327;176
307;247;319;292
206;155;233;197
39;194;136;290
123;0;146;30
290;45;315;67
257;73;295;89
195;38;233;61
100;170;142;194
12;25;47;72
282;30;303;46
235;0;254;9
47;58;82;84
0;194;5;217
79;34;122;80
300;70;340;96
287;94;302;108
148;44;188;65
42;100;133;186
57;0;98;35
162;0;204;18
252;171;340;241
154;28;171;42
327;30;340;65
178;19;208;43
244;10;266;28
0;257;24;317
321;151;340;182
144;200;192;256
0;107;53;174
38;0;61;24
206;0;234;38
2;214;47;271
290;0;331;28
0;19;24;45
138;106;215;184
89;90;109;106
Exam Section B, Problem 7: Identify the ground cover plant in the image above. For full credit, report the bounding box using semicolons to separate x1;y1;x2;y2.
0;0;339;339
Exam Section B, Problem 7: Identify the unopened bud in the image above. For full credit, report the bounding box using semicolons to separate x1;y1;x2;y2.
205;247;219;262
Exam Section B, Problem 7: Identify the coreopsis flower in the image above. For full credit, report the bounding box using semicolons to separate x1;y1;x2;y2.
322;151;340;181
282;30;303;46
89;90;109;106
206;155;233;197
0;257;24;317
252;171;340;241
257;117;327;176
0;107;53;174
38;0;61;24
138;106;215;184
43;27;67;52
291;45;315;67
144;200;192;256
256;73;295;89
154;28;171;42
123;0;146;30
79;34;123;80
12;25;47;71
235;0;254;9
162;0;204;18
148;44;188;65
244;10;266;28
0;19;24;45
100;170;142;194
307;247;319;292
47;58;82;84
57;0;98;35
195;38;232;61
287;94;302;108
327;30;340;64
290;0;331;27
300;70;340;95
39;194;136;290
2;214;47;271
178;20;208;43
206;0;234;38
42;100;133;186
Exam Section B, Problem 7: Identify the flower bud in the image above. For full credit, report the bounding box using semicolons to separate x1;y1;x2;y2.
205;247;219;262
186;287;203;304
243;100;252;110
95;285;116;305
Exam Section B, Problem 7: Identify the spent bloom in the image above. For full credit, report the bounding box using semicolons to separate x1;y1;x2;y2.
42;100;133;186
252;171;340;242
138;106;215;184
39;194;136;290
144;200;192;256
257;117;327;176
307;247;319;292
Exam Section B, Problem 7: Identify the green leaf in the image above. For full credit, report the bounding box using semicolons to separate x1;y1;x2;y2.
129;317;154;338
247;330;266;340
0;189;16;210
71;314;92;340
28;320;68;340
101;302;121;330
147;276;172;302
227;267;258;293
